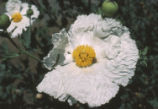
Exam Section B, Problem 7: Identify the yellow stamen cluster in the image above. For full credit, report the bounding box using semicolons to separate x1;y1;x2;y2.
11;12;22;23
73;45;96;67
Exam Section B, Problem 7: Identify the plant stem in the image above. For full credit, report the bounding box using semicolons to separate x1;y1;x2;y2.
7;34;19;49
29;16;31;37
20;49;41;62
88;0;91;13
1;54;20;61
6;33;41;63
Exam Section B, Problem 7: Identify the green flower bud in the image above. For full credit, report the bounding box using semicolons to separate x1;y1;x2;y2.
0;14;11;29
101;0;119;17
27;9;34;17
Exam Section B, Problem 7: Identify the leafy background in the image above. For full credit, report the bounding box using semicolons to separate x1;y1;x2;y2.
0;0;158;109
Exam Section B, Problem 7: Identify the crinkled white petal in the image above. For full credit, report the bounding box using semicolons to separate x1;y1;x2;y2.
37;14;139;107
103;35;121;59
7;16;30;38
20;3;29;15
30;5;40;21
105;32;139;86
63;45;73;65
6;0;21;14
69;14;102;36
94;18;127;38
37;62;119;107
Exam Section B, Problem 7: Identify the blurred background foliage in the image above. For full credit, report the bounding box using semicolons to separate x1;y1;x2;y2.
0;0;158;109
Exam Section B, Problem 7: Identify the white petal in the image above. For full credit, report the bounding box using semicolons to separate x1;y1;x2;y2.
6;0;21;14
105;33;139;86
30;5;40;20
37;68;67;100
20;3;29;15
63;46;73;65
69;14;102;36
104;35;121;59
37;62;119;107
7;16;30;38
94;18;127;38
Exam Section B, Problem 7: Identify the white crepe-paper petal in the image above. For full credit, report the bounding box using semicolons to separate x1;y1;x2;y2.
37;62;120;107
69;14;102;36
94;19;128;38
6;0;21;14
103;35;121;59
37;14;139;107
20;3;29;15
7;15;30;38
30;5;40;21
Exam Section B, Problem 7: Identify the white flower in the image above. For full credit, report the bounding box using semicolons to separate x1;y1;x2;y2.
6;0;39;38
37;14;139;107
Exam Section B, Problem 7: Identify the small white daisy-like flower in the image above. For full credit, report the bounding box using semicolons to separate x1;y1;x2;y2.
6;0;39;38
37;14;139;107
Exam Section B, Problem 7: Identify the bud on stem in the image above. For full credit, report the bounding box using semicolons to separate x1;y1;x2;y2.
101;0;119;17
0;14;11;29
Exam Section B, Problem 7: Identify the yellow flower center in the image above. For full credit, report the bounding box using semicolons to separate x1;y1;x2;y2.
11;12;22;23
72;45;96;67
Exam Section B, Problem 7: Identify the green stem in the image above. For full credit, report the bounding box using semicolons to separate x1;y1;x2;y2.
88;0;91;13
7;34;19;49
6;33;41;63
1;54;20;61
29;16;31;37
20;49;41;62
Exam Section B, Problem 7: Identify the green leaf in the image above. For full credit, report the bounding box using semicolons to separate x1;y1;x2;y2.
142;47;148;55
148;99;158;108
21;28;31;49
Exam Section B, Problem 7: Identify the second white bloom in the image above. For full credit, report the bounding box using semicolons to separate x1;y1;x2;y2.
6;0;39;38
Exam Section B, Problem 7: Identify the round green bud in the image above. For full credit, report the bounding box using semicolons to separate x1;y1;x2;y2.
27;9;34;17
101;0;119;17
0;14;11;29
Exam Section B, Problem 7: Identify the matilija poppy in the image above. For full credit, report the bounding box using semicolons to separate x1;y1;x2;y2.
37;14;139;107
5;0;39;38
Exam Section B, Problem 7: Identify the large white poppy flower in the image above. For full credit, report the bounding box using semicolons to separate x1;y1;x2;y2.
37;14;139;107
6;0;39;38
